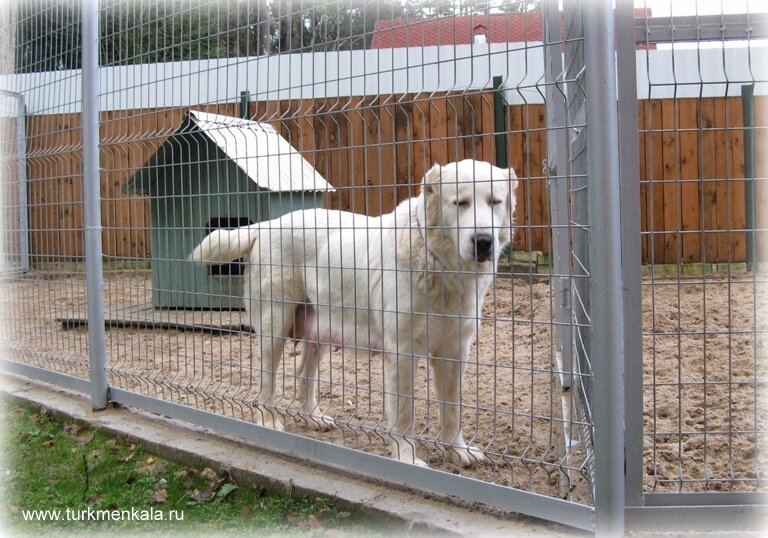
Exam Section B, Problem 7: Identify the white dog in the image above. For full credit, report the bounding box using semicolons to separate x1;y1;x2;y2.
190;159;518;468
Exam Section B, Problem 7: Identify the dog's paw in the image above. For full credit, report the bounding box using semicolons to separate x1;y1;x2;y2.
298;411;335;432
398;454;429;468
447;445;486;468
391;443;429;468
253;406;285;431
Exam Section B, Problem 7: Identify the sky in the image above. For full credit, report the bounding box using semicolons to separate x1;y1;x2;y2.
634;0;768;16
633;0;768;48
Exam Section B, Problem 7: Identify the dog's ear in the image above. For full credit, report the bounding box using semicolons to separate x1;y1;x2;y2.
499;167;519;247
421;163;442;196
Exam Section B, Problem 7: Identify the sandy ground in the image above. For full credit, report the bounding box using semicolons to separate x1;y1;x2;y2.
1;267;766;504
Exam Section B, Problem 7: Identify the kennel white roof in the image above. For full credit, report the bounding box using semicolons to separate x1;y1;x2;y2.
124;109;334;195
189;110;333;193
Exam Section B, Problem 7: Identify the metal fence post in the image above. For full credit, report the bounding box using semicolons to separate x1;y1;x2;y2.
493;75;508;168
584;0;626;534
615;0;644;512
82;0;108;410
542;0;574;392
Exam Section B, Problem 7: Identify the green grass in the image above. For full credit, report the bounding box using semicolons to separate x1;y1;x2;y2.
1;400;391;536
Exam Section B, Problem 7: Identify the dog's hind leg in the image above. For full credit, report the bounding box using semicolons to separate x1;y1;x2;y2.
296;342;335;431
250;298;296;432
384;352;428;467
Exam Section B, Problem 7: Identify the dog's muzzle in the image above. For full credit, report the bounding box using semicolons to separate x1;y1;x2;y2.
472;233;495;262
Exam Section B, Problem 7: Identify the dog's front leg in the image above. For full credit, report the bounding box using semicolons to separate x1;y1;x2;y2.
431;355;485;468
296;343;335;431
254;335;286;431
384;353;428;467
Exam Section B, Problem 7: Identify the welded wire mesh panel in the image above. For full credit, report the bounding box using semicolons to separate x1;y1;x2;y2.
0;0;605;514
635;1;768;493
0;1;91;381
545;2;593;498
94;0;591;503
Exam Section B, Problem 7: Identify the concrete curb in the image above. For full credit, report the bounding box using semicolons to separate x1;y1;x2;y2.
1;373;578;537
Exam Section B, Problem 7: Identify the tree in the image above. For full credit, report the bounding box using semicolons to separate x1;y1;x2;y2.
14;0;271;72
11;0;541;72
15;0;81;72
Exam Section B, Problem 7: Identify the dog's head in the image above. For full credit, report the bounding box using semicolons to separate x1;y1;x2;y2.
421;159;518;270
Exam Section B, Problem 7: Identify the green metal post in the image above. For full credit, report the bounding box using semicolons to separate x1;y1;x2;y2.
493;75;508;168
240;90;250;119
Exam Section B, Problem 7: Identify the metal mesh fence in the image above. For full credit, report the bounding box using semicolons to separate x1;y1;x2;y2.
635;1;768;494
0;0;766;531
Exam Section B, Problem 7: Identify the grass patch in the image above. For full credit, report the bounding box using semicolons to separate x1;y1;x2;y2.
1;400;390;536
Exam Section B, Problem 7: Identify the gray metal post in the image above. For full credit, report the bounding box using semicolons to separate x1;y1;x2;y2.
583;0;626;534
542;0;574;390
616;0;644;511
15;92;29;272
82;0;108;410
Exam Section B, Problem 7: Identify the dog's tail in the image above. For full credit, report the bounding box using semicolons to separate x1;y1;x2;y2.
188;226;259;264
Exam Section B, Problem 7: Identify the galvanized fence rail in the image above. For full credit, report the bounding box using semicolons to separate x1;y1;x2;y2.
1;0;766;534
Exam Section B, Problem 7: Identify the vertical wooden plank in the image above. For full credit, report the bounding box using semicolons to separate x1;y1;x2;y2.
327;98;350;211
26;114;43;262
328;97;346;208
713;97;730;262
480;91;495;165
536;104;550;255
637;100;649;263
444;93;463;163
297;99;317;166
411;93;432;182
346;96;366;214
394;95;415;202
132;109;160;258
646;99;667;264
727;96;746;263
99;109;116;259
55;114;71;258
661;98;680;265
71;112;85;259
526;104;545;253
378;96;397;214
121;109;143;259
362;95;382;216
461;92;481;162
313;99;330;183
264;100;284;136
700;98;720;263
754;96;768;264
429;95;448;166
507;104;528;252
678;99;701;263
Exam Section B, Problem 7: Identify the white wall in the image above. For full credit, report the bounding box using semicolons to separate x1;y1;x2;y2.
1;43;766;115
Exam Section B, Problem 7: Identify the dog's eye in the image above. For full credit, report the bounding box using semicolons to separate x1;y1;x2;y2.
491;199;503;206
453;199;470;208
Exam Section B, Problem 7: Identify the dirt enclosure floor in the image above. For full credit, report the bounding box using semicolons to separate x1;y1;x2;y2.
2;267;766;504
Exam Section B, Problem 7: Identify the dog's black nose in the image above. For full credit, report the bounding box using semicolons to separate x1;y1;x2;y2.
472;233;494;262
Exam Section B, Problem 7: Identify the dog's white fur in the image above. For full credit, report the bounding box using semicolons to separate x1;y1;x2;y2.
190;159;518;467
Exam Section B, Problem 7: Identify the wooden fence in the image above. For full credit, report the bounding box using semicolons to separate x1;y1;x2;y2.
19;94;765;265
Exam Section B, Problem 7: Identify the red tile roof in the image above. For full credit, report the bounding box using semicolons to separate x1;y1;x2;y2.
370;10;653;49
371;13;544;48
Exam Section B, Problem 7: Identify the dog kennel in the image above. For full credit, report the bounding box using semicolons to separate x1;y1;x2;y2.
123;110;334;309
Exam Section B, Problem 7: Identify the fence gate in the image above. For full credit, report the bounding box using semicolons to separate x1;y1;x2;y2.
1;0;766;535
